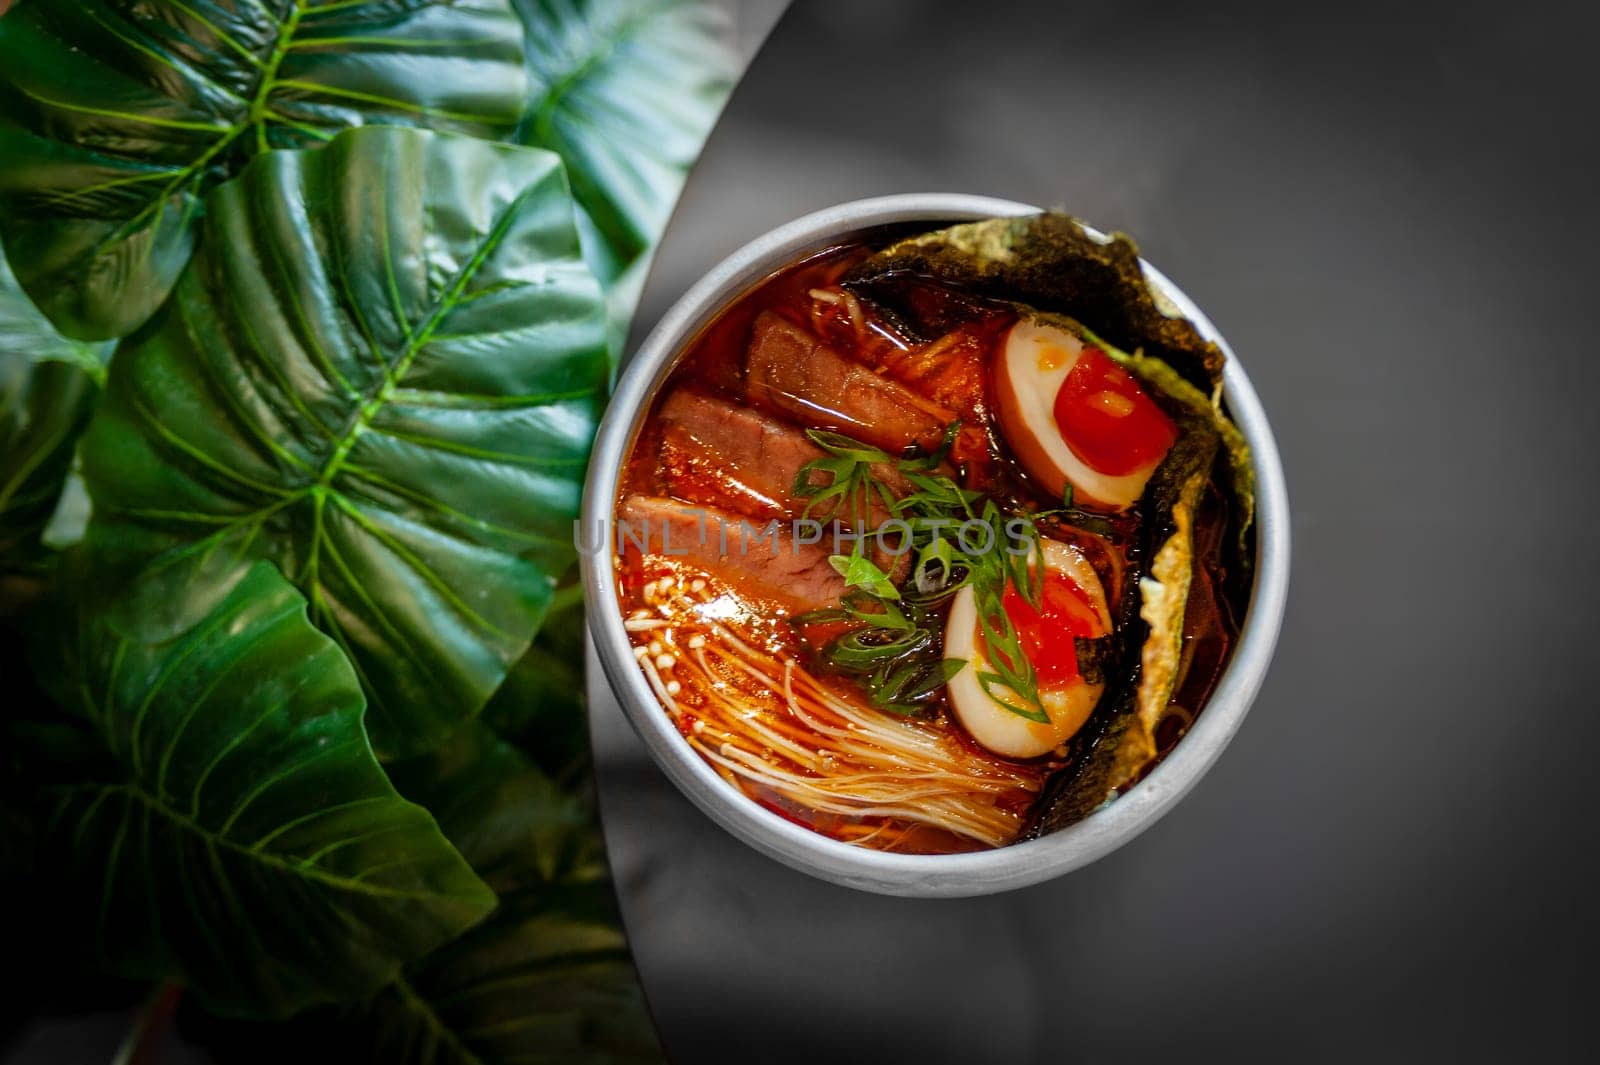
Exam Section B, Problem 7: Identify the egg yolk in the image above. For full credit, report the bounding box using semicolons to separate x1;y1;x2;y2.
1052;347;1177;476
1000;568;1102;688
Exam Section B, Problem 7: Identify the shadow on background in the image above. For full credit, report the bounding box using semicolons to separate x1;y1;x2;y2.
593;0;1590;1061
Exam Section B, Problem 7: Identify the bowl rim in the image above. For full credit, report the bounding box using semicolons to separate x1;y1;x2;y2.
579;193;1290;897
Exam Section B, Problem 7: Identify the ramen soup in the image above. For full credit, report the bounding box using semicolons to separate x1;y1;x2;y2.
612;213;1254;854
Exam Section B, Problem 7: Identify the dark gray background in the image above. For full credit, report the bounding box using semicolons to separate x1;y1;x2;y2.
592;1;1592;1061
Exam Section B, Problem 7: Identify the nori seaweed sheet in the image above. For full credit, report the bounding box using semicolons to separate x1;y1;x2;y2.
843;212;1225;395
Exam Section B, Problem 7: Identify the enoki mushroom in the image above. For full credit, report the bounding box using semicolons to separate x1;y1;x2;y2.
625;573;1043;849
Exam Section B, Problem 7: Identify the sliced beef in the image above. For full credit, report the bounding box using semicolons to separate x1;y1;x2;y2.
617;495;849;612
745;312;955;454
658;388;911;523
659;389;825;518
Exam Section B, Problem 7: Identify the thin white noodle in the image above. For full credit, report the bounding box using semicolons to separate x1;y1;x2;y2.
868;320;912;351
841;289;867;340
627;574;1039;848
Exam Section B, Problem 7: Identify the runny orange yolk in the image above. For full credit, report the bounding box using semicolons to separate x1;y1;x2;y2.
1052;347;1177;476
1000;568;1102;688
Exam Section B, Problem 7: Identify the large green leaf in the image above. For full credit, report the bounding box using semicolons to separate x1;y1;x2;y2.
0;243;111;573
367;714;658;1063
197;883;662;1065
2;623;156;1031
353;879;662;1064
0;0;529;340
513;0;736;346
482;584;592;785
387;721;606;894
192;724;659;1063
38;559;496;1019
340;727;657;1063
78;126;609;757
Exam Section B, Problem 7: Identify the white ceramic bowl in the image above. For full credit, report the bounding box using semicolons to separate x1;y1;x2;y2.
580;195;1289;897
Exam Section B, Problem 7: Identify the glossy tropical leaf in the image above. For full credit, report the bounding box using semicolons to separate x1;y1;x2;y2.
194;718;657;1062
0;0;529;340
182;659;659;1063
0;244;111;572
374;710;656;1063
482;585;593;784
513;0;737;346
387;721;606;894
344;727;656;1063
78;126;609;758
194;880;661;1065
38;559;496;1019
352;879;662;1064
1;623;155;1025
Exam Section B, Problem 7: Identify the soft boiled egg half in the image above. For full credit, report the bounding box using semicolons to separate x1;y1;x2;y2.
944;538;1113;759
995;316;1178;511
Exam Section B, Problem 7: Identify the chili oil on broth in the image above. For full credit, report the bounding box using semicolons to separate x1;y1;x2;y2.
612;241;1243;854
